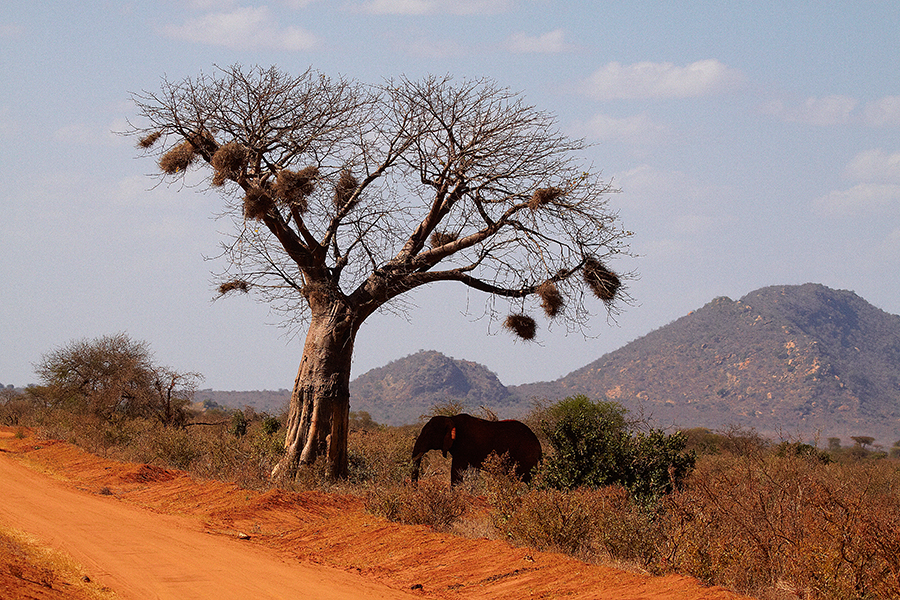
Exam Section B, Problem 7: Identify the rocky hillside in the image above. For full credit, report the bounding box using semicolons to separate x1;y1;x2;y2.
514;283;900;445
348;350;519;425
200;284;900;445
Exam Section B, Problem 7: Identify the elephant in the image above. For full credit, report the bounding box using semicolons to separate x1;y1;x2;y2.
410;413;542;485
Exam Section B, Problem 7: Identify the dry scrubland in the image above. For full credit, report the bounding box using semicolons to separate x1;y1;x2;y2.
2;397;900;600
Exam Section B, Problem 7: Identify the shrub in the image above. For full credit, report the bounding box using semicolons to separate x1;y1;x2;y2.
661;451;900;599
539;395;631;490
365;480;467;531
627;429;695;502
348;425;418;484
491;485;660;567
149;425;203;470
537;395;695;502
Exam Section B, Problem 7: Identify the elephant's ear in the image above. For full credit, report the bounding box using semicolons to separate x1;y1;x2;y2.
441;426;456;458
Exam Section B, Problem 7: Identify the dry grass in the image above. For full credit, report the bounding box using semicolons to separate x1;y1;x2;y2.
210;142;248;186
662;452;900;599
334;169;359;209
158;142;196;174
136;130;162;149
273;166;318;211
0;525;118;599
528;187;564;210
430;230;458;248
243;186;273;221
24;405;900;600
218;279;250;295
365;479;468;531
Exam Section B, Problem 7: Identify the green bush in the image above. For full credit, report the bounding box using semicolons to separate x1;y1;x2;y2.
537;395;695;502
539;395;631;490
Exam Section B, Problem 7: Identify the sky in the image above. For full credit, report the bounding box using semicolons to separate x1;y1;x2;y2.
2;1;899;394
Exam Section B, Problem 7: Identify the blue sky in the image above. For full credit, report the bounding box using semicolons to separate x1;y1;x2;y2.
2;1;899;394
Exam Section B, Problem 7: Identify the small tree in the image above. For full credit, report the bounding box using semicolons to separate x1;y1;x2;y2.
131;65;631;480
540;395;632;490
34;333;154;419
34;333;199;425
851;435;875;450
148;367;203;427
539;395;695;501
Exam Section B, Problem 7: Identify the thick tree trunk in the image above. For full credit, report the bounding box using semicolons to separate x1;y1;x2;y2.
271;303;357;481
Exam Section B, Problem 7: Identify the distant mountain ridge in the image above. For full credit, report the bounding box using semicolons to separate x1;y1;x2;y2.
202;283;900;444
514;283;900;443
348;350;518;425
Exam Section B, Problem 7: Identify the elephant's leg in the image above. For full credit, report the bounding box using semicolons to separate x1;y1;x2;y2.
450;458;464;486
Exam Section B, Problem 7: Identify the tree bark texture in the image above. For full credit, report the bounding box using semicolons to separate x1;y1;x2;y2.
272;301;357;481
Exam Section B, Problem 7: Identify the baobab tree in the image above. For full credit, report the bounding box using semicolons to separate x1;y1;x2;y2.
131;65;631;480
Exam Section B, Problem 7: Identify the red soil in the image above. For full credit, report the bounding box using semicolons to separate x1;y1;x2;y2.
0;428;751;599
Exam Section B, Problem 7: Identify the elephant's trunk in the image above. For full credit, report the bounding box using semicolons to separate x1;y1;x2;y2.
410;452;425;483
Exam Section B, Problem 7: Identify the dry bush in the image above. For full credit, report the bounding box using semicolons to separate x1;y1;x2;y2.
661;452;900;599
365;479;467;531
348;425;417;484
479;452;528;528
492;485;659;567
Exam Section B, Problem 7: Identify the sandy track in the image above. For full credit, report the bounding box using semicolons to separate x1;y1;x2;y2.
0;442;417;599
0;429;750;600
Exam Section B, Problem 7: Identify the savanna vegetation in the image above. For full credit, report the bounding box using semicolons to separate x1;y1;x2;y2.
130;65;631;481
4;335;900;600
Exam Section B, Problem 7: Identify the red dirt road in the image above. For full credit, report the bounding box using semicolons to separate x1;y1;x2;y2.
0;435;418;599
0;429;751;600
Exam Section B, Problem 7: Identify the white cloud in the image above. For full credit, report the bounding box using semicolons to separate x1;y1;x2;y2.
507;29;569;54
584;112;668;144
864;96;900;127
584;59;743;100
162;6;317;51
815;149;900;215
813;183;900;216
356;0;513;15
844;149;900;183
764;95;858;126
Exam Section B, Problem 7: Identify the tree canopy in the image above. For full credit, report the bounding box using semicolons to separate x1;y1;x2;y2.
34;333;201;427
131;65;632;479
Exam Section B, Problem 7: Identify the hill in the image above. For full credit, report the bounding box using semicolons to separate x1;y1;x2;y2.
198;283;900;445
513;283;900;445
194;389;291;415
348;350;519;425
